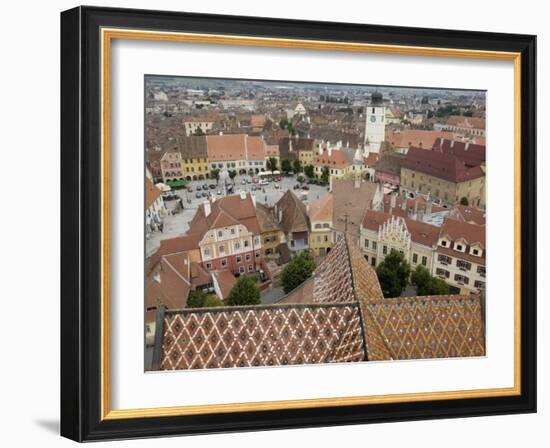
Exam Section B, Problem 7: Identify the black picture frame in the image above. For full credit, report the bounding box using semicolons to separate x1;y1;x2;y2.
61;5;536;442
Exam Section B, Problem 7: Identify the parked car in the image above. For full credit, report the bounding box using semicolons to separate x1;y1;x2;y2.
195;192;202;198
293;184;300;189
251;185;257;191
246;179;252;184
209;184;216;189
201;191;208;197
301;185;310;190
196;185;202;191
274;184;280;189
252;178;259;184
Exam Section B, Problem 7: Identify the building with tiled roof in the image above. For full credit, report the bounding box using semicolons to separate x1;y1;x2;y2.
373;151;406;187
145;177;166;235
360;210;441;272
447;204;486;226
206;134;268;174
278;137;315;162
176;135;210;180
152;236;485;370
400;147;486;208
183;115;215;136
432;137;486;167
308;194;334;256
331;178;383;240
434;218;486;294
443;115;486;137
386;129;455;154
255;203;283;258
274;190;310;253
313;144;354;179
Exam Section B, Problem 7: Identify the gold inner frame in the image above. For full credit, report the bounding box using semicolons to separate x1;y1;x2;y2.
100;27;522;420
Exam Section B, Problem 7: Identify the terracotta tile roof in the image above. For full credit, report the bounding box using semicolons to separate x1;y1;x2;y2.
246;136;267;160
255;203;281;233
190;262;212;287
448;205;486;225
403;147;485;183
212;270;237;300
159;234;202;257
159;303;365;369
153;234;485;369
362;210;440;247
440;218;485;248
446;115;486;130
361;295;485;361
145;177;162;209
313;148;352;169
432;138;486;167
146;255;191;315
364;153;379;167
309;194;333;222
206;134;267;161
188;193;260;239
176;135;208;158
374;152;406;176
332;179;380;237
386;130;454;149
265;144;280;158
279;236;382;305
275;190;309;234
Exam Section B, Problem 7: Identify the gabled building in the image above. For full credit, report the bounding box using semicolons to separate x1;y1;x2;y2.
183;115;215;136
187;192;263;276
159;148;185;183
308;194;334;256
360;210;440;270
274;190;310;253
434;218;486;294
443;115;486;137
177;135;209;180
255;202;283;258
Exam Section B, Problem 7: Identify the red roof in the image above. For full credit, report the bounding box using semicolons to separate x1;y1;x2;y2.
403;147;484;183
432;138;485;166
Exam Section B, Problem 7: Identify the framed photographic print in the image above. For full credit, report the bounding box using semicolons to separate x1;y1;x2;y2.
60;6;537;442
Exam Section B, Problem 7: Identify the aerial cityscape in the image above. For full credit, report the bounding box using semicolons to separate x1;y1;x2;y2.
145;76;486;371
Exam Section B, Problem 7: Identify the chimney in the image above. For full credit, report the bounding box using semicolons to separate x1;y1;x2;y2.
219;131;223;135
329;176;334;192
203;200;211;217
390;192;397;209
327;143;332;157
289;138;293;152
240;190;247;200
251;193;256;206
354;175;361;190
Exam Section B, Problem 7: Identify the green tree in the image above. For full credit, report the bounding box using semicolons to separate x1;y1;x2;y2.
187;290;224;308
460;197;469;206
410;266;450;296
266;157;278;172
281;252;316;294
293;159;302;174
226;275;261;306
304;164;315;179
210;168;220;181
193;127;205;136
203;295;224;307
228;170;237;180
281;159;292;174
375;249;411;298
187;289;208;308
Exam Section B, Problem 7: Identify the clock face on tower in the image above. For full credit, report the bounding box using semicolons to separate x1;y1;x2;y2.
370;115;376;123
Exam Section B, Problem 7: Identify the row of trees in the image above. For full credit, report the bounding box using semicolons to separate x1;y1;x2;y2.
375;250;449;298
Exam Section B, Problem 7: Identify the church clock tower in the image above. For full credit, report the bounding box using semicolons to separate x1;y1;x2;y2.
364;91;386;154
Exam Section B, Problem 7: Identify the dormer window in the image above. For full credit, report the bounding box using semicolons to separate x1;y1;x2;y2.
440;240;448;247
455;244;463;251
